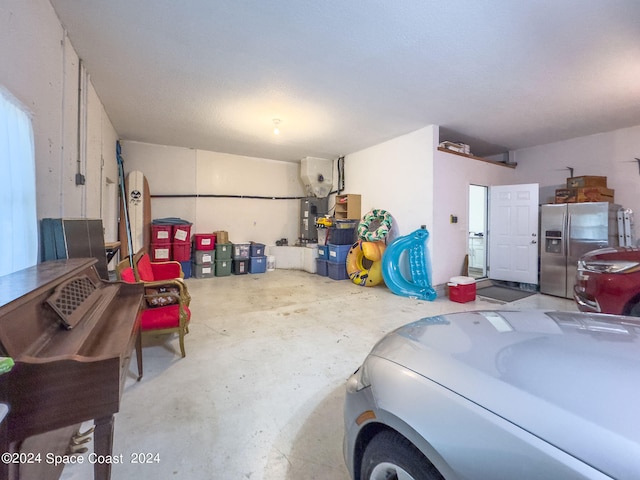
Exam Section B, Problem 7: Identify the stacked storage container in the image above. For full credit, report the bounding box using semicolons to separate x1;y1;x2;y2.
215;242;233;277
232;242;250;274
249;242;266;274
327;224;357;246
316;245;329;276
150;225;172;262
327;243;351;280
150;220;193;276
192;233;215;279
172;223;192;262
326;225;356;280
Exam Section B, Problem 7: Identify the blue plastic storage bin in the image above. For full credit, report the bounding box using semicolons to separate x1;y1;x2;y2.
316;258;328;276
327;243;351;263
317;245;328;260
249;255;267;274
180;260;192;279
250;243;265;257
327;261;349;280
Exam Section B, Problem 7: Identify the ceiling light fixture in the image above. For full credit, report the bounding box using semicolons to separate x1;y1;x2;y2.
273;118;281;135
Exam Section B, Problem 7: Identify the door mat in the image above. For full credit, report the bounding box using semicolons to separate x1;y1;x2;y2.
476;286;535;303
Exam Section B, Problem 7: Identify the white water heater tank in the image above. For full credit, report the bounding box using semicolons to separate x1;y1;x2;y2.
300;156;333;198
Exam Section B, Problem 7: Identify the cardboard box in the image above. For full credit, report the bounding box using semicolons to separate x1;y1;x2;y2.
575;187;614;203
214;230;229;244
555;188;576;203
556;186;614;203
567;176;607;188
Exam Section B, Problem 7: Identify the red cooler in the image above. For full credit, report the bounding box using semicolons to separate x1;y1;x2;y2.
448;276;476;303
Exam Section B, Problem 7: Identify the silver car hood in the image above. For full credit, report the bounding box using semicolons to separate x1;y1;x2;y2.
370;310;640;477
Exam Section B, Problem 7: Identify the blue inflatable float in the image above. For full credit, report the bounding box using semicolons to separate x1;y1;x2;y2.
381;228;437;301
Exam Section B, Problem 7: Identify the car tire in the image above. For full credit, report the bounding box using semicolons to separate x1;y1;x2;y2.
360;430;444;480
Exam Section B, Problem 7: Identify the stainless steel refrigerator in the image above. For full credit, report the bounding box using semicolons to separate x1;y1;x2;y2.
540;202;621;298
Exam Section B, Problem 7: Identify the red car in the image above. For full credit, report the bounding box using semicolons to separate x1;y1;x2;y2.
574;247;640;316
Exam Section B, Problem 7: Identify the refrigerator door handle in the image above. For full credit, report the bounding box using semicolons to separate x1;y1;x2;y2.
566;212;571;257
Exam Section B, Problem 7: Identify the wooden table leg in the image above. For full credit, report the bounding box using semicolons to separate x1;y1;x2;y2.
93;415;114;480
136;331;143;381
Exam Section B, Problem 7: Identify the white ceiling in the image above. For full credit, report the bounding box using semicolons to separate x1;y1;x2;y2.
49;0;640;162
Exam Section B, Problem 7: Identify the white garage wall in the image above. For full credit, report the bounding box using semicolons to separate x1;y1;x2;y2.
432;149;516;285
512;125;640;220
344;126;436;236
344;125;519;286
6;2;640;272
120;141;306;245
95;102;121;243
0;1;119;250
2;1;65;219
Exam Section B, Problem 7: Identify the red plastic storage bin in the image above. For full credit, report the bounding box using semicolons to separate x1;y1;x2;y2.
150;244;172;261
448;276;476;303
151;225;172;244
173;224;192;244
172;242;192;261
194;233;216;251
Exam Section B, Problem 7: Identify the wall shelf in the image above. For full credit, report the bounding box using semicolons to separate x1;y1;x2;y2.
437;147;516;169
334;194;361;220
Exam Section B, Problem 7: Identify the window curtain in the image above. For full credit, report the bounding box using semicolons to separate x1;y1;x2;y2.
0;87;38;277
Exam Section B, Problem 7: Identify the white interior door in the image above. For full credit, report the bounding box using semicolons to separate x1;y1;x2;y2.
489;183;539;284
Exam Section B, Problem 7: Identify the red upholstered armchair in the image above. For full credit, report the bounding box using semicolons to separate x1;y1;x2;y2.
116;257;191;358
133;251;191;307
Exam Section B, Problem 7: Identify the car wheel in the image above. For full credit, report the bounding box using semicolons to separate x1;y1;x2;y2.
360;430;444;480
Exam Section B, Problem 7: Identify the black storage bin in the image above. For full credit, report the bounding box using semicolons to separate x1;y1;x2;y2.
327;227;356;245
232;259;249;275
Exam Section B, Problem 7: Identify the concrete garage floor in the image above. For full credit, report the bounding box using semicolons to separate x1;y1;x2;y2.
62;269;576;480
